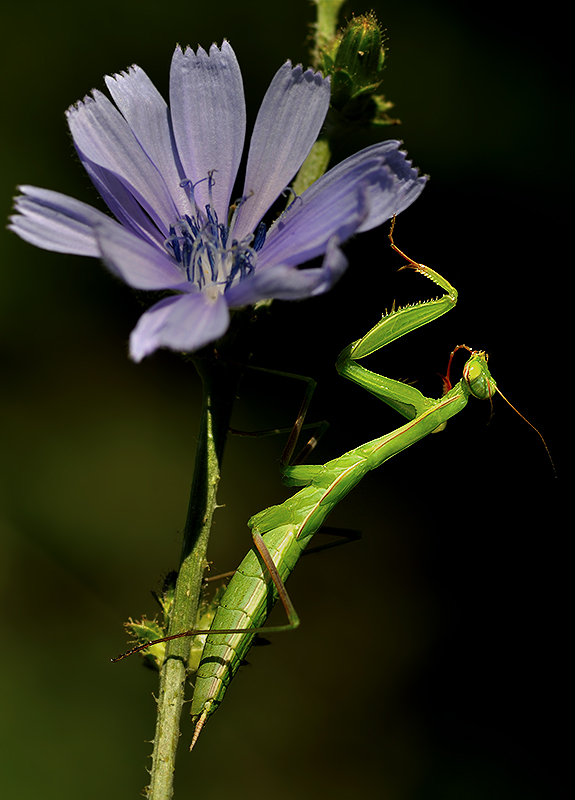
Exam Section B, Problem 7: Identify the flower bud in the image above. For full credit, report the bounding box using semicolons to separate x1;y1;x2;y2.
320;13;397;126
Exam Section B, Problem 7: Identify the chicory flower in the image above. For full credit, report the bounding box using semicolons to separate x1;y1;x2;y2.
10;42;426;361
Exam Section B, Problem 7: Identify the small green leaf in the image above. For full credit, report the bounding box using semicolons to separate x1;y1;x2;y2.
124;617;167;670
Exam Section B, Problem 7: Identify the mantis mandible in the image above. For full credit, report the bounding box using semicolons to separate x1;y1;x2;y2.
113;222;543;749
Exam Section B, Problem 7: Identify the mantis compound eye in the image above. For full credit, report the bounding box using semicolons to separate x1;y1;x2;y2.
464;351;497;400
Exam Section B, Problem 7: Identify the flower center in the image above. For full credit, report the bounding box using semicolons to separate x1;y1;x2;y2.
163;175;265;293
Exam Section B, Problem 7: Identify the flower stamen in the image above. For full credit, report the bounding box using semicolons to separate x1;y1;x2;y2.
165;174;266;294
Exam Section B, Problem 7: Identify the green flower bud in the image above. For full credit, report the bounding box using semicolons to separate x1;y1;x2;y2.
320;13;398;127
334;13;385;82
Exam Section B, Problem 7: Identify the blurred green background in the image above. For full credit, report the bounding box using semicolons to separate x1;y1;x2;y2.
0;1;567;798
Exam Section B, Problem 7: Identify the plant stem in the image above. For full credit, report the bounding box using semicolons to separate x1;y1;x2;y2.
311;0;345;64
146;351;243;800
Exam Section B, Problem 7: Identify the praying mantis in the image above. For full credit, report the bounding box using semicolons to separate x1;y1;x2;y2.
113;222;546;749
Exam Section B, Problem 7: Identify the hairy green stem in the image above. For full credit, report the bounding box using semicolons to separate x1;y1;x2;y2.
311;0;345;64
146;352;242;800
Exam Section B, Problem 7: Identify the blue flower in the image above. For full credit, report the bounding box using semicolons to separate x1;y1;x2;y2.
10;42;426;361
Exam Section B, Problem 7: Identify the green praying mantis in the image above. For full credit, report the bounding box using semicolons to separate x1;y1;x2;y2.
113;221;550;749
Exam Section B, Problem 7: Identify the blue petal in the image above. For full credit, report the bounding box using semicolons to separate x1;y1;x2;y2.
257;142;426;271
67;91;179;234
79;156;167;248
303;141;427;233
94;217;186;289
105;66;192;217
169;42;245;223
129;290;230;361
256;158;381;269
225;235;348;306
10;186;115;255
233;62;330;241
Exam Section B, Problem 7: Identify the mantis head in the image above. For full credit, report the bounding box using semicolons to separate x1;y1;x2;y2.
462;350;497;400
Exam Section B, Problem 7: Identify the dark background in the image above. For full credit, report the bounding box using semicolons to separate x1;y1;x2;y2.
0;1;568;798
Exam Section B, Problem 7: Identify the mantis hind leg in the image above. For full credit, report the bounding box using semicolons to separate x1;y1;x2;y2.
229;364;328;467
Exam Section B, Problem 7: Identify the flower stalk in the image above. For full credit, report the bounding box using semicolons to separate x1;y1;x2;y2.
147;350;244;800
311;0;347;64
